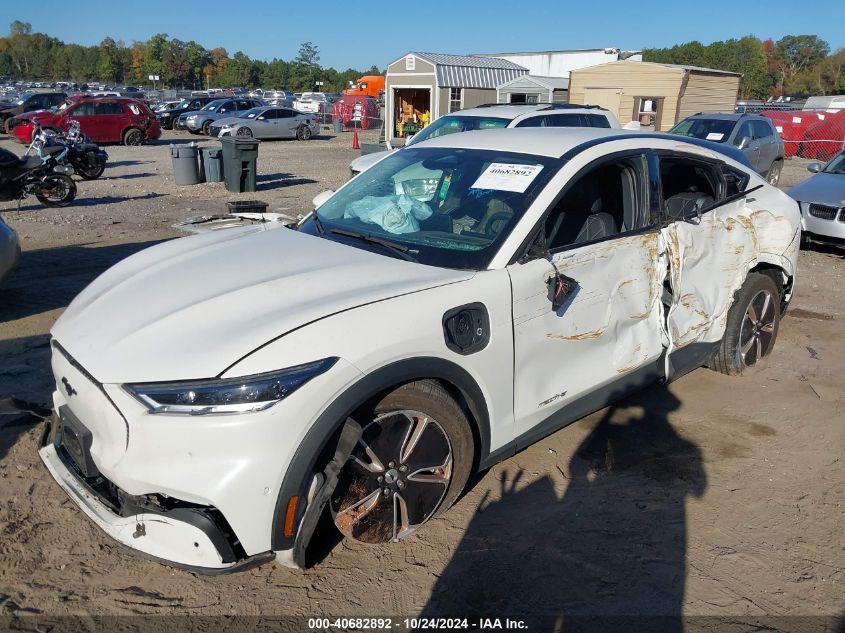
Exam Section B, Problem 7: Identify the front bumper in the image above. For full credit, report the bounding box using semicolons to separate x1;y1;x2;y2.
185;118;205;132
38;419;273;573
799;202;845;246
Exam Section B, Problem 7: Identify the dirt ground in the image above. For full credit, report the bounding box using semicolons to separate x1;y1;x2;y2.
0;128;842;630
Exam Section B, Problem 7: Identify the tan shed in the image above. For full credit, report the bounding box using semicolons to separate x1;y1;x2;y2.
569;60;741;131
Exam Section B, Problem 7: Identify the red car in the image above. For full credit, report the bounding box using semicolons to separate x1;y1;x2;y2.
15;96;161;145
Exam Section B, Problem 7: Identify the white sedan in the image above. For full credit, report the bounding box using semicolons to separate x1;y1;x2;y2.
215;106;319;140
40;128;799;573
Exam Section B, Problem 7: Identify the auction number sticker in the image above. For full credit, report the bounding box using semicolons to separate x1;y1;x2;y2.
471;163;544;193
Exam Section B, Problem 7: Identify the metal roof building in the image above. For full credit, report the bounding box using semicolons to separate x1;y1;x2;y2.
384;52;529;141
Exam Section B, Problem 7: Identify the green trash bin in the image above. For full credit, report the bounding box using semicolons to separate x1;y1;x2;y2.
220;137;260;193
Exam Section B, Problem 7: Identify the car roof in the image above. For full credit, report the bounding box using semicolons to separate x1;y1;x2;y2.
412;127;630;157
410;127;755;168
686;112;768;122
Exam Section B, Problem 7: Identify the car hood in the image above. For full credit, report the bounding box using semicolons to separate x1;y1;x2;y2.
788;173;845;207
51;225;473;383
350;149;394;173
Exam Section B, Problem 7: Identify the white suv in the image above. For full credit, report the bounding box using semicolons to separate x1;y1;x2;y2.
350;104;621;176
41;128;799;573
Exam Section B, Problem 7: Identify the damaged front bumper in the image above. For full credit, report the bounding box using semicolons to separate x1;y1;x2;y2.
38;416;274;574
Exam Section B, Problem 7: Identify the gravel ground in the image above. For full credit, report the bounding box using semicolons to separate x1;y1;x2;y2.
0;130;842;629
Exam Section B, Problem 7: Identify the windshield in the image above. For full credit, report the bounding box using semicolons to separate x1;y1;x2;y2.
201;99;226;112
669;118;737;143
823;152;845;174
408;115;510;146
300;147;558;269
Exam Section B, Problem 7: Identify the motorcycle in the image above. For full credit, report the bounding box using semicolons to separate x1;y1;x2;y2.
0;142;77;208
26;121;108;181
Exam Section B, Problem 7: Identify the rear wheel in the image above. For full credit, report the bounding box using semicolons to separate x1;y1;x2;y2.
330;380;473;544
77;160;106;180
123;127;144;146
709;272;780;375
766;159;783;186
35;174;77;207
297;125;312;141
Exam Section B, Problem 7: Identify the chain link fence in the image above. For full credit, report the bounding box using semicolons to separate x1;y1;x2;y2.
755;107;845;162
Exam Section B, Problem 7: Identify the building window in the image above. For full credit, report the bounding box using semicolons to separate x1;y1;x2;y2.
510;93;539;104
449;88;462;113
632;97;665;131
405;55;416;71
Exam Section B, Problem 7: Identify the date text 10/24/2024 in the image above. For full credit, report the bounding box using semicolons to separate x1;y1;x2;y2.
307;618;528;630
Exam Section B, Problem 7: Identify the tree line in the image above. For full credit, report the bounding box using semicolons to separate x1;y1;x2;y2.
0;21;381;92
644;34;844;100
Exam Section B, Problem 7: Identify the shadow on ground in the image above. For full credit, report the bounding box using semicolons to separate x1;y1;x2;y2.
420;383;706;632
0;239;167;322
257;172;317;190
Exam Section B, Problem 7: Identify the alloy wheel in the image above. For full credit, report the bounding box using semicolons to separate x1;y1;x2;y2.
738;289;776;367
330;410;452;544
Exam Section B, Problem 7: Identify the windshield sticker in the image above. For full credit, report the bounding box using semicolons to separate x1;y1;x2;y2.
706;132;724;141
471;163;544;193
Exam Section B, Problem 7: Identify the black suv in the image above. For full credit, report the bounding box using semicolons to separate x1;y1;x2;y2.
2;92;68;132
156;96;217;130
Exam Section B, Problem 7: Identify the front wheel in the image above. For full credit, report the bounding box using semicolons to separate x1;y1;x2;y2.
236;126;252;137
709;272;781;375
330;380;473;544
766;159;783;187
201;120;212;136
35;174;77;207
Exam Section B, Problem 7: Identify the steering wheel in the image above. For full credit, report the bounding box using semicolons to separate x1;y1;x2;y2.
483;211;513;238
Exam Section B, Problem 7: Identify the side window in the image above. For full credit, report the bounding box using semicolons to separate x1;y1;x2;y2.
547;114;584;127
734;121;754;147
219;101;234;113
259;109;277;120
585;114;612;129
69;103;95;116
514;116;544;128
751;120;772;140
94;102;123;115
660;156;721;220
544;154;648;250
278;109;295;118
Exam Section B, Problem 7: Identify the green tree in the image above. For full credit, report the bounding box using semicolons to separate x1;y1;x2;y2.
776;35;829;82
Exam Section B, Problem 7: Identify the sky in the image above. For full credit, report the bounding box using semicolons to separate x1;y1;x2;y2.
10;0;845;71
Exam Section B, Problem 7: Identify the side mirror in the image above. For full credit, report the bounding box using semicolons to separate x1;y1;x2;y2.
807;162;822;173
312;189;334;208
736;136;751;150
405;133;415;144
547;270;578;311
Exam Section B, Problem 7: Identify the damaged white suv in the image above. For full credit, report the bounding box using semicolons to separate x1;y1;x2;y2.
40;128;800;573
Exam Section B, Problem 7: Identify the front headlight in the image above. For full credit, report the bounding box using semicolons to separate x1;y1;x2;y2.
125;358;337;415
187;114;198;121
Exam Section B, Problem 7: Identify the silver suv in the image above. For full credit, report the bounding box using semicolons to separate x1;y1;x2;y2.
350;104;621;176
669;113;785;185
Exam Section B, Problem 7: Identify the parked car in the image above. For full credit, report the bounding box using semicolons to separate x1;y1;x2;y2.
669;113;785;185
788;150;845;248
212;106;319;140
263;90;295;108
293;92;331;114
156;96;216;130
1;91;67;132
39;127;799;573
350;104;622;176
0;215;20;285
19;97;161;145
183;98;265;135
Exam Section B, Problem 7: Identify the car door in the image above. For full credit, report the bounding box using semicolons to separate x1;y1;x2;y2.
65;102;98;140
507;151;667;444
752;120;778;172
733;120;762;172
655;151;766;377
93;101;124;141
277;109;298;137
253;109;277;137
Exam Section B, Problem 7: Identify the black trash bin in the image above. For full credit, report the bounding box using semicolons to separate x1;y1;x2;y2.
220;137;260;193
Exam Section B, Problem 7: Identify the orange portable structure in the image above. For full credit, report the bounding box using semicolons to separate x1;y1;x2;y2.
344;76;385;99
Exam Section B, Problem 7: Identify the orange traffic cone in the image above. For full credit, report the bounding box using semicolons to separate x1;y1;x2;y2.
352;129;360;150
